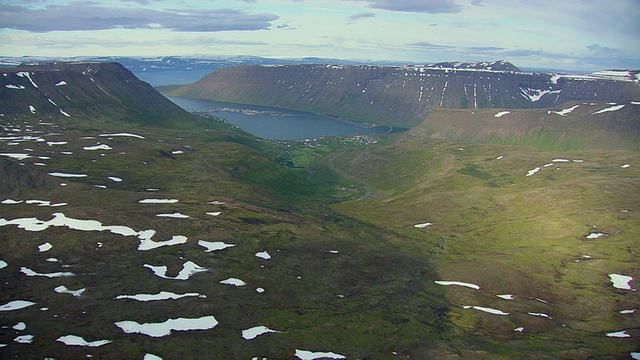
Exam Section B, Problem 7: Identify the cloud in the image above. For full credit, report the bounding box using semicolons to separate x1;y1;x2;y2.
0;2;279;32
586;43;617;54
409;42;456;50
347;12;376;22
363;0;461;13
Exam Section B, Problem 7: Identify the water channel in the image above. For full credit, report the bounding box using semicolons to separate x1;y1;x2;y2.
168;97;392;141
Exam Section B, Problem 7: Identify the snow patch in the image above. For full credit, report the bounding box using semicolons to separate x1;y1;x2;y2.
83;144;112;151
198;240;235;252
54;285;85;297
609;274;634;290
414;222;433;228
242;326;280;340
56;335;111;347
48;172;87;178
255;251;271;260
156;213;190;219
606;330;630;338
463;306;509;315
38;242;52;252
295;350;346;360
435;281;480;290
144;261;208;280
494;111;510;118
220;278;246;286
551;105;580;116
115;316;218;337
0;300;36;311
593;104;626;115
116;291;205;301
139;199;179;204
99;133;145;139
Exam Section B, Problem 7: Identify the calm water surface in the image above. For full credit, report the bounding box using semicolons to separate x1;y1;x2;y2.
168;97;391;140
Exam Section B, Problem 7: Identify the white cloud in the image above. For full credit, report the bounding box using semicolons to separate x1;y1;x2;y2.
0;2;279;32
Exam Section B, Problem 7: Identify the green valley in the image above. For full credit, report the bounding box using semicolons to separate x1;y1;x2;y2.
1;62;638;359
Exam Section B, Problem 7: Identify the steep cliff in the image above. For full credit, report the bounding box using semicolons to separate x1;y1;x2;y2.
169;61;640;127
1;62;200;128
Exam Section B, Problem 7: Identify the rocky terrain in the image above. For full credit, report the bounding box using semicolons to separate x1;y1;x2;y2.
167;61;640;127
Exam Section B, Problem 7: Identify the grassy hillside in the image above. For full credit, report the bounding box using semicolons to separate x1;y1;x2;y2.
1;63;638;358
323;111;639;358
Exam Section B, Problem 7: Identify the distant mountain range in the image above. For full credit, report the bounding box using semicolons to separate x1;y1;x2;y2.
167;61;640;127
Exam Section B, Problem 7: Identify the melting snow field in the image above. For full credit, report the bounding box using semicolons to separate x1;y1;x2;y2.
609;274;635;290
115;316;219;337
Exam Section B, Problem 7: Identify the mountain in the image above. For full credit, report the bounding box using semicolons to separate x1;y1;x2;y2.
1;62;202;128
1;56;393;86
167;61;640;127
1;61;638;359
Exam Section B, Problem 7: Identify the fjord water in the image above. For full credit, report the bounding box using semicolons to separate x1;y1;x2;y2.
168;97;391;140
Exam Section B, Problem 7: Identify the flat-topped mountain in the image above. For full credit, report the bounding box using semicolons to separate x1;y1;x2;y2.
167;62;640;127
427;60;522;72
1;62;199;128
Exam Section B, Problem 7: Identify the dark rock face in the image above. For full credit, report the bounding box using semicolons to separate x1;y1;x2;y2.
0;62;195;127
170;62;640;127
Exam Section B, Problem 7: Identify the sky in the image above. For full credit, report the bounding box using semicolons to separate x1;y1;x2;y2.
0;0;639;71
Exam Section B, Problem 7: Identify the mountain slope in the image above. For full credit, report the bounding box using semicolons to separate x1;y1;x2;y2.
167;61;640;127
409;101;640;150
0;63;458;359
1;62;201;128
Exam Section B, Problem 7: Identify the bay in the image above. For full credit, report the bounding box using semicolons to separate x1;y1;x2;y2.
167;97;392;141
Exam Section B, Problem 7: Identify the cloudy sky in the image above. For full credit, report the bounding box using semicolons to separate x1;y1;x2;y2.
1;0;638;71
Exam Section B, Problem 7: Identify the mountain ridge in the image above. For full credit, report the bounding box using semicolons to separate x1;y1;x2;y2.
1;62;201;128
167;62;640;127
